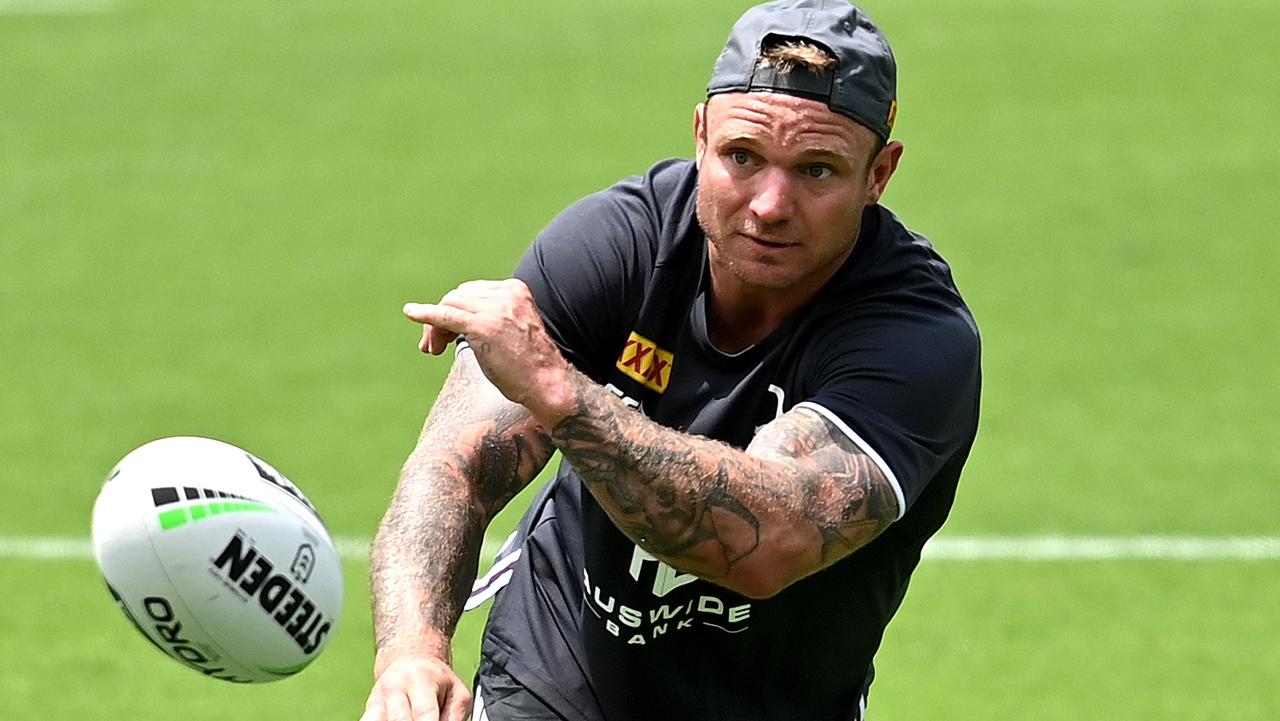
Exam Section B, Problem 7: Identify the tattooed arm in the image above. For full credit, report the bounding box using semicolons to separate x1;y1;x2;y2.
361;350;555;721
404;279;900;602
551;372;900;600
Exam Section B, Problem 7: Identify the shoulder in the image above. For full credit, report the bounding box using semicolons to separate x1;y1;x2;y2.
513;159;701;378
626;157;698;204
543;159;697;246
807;206;978;341
797;207;982;390
586;158;698;235
539;158;702;276
855;206;970;301
581;158;696;213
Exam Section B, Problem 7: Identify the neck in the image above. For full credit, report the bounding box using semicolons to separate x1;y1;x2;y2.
705;289;792;354
705;246;852;354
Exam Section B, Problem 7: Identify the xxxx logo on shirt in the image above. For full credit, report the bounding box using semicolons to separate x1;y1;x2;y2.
615;331;673;393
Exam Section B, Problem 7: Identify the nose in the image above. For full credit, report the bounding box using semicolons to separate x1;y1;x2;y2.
747;168;794;225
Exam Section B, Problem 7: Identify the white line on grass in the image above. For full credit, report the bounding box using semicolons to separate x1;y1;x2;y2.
3;535;1279;562
920;536;1280;561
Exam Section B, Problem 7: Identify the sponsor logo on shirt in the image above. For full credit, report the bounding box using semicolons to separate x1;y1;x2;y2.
581;546;753;647
615;332;674;393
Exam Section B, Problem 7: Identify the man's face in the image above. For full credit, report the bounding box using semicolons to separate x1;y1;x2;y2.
694;92;899;293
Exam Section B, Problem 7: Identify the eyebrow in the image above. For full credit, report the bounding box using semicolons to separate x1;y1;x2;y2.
717;134;855;166
718;134;849;155
716;132;765;147
793;147;851;162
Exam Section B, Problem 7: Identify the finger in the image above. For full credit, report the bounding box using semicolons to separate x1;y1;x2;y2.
408;676;446;721
359;695;387;721
428;326;459;355
415;324;459;355
411;690;442;721
382;691;415;721
440;681;473;721
403;303;475;335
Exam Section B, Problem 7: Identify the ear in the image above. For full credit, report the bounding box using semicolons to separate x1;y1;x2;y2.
865;140;904;206
693;102;708;169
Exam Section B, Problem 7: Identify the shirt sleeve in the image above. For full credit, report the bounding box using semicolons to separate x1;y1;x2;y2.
795;307;982;518
511;178;658;380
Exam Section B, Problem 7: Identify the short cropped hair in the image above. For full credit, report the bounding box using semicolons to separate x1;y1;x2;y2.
757;40;885;169
758;39;839;74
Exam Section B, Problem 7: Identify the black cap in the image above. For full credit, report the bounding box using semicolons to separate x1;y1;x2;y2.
707;0;898;141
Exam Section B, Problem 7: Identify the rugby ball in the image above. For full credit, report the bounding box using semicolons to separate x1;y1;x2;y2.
91;437;343;683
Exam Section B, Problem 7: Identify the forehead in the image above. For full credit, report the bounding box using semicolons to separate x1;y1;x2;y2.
704;92;872;159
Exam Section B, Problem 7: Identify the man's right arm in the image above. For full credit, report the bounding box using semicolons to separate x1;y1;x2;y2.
362;348;556;721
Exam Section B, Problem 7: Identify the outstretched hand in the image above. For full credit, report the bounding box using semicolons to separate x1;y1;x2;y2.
403;279;575;423
360;650;472;721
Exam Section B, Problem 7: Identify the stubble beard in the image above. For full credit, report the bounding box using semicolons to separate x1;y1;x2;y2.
696;185;858;292
697;186;792;291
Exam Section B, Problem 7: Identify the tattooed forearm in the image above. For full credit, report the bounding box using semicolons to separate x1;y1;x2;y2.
370;353;554;659
550;371;899;597
764;415;901;562
553;398;758;574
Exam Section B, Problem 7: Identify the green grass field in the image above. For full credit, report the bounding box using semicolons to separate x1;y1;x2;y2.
2;0;1277;718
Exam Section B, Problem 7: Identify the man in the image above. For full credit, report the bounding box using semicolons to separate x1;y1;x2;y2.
362;1;980;719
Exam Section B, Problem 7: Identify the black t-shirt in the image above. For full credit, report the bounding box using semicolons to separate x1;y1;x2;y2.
468;158;981;721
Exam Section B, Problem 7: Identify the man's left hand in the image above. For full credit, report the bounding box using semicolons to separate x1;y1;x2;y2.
403;279;575;423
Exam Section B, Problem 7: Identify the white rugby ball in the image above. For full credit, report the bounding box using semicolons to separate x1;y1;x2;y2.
91;436;343;683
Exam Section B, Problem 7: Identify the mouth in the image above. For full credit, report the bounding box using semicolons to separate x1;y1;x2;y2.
740;232;793;250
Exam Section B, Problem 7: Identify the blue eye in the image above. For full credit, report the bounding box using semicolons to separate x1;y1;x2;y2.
730;150;751;166
804;164;834;179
